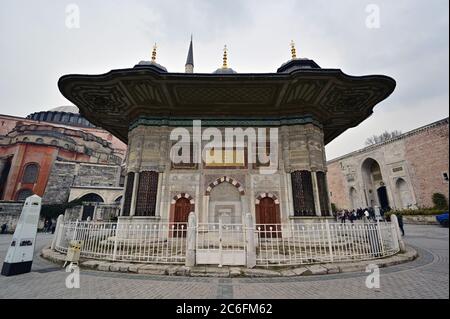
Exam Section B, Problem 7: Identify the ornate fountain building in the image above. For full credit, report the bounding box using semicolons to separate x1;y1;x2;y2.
58;40;395;225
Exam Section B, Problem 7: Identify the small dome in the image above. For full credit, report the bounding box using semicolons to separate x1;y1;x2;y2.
48;105;79;113
277;58;321;73
135;61;168;72
213;67;237;74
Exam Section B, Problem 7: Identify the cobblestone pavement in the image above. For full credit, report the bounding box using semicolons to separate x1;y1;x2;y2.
0;224;448;299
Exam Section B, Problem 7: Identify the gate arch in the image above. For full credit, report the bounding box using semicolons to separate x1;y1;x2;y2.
205;176;245;195
170;193;195;223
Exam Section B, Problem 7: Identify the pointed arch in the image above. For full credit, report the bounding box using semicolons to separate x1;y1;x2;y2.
205;176;245;196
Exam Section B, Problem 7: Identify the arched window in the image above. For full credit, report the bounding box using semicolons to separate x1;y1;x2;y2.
121;172;135;216
291;170;315;216
22;163;39;183
50;140;58;146
78;193;104;203
23;137;29;142
317;171;331;216
16;189;33;201
35;138;44;144
135;171;159;216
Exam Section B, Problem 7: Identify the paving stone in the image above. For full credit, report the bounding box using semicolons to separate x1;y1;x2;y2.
242;268;281;277
306;265;328;275
280;269;297;277
137;264;168;275
109;263;124;272
229;267;242;277
166;266;180;276
119;264;133;272
322;264;340;274
202;267;230;277
338;262;367;273
292;267;311;276
97;262;114;272
128;264;145;273
80;260;100;270
175;266;191;276
189;266;207;276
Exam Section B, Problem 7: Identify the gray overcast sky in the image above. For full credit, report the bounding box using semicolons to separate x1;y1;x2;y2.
0;0;448;160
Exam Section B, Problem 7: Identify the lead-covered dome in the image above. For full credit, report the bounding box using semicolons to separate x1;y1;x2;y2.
26;105;94;128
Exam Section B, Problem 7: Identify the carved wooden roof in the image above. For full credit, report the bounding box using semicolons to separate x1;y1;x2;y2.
58;67;395;145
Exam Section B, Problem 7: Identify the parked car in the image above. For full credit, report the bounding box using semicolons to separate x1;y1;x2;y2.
436;212;449;227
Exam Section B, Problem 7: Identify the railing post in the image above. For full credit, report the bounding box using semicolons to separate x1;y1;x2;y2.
325;220;334;262
218;215;223;268
390;214;406;252
112;219;120;261
185;212;197;267
245;213;256;269
51;214;64;250
376;220;385;256
72;219;80;241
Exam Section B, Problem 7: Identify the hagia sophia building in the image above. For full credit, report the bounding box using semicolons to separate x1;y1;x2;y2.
0;105;127;226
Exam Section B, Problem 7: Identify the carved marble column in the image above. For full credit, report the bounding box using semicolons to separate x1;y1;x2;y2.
154;172;163;217
129;172;140;216
311;171;322;216
119;173;128;216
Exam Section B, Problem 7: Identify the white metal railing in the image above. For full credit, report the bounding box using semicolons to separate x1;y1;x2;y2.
196;222;246;266
53;218;400;268
254;221;400;267
54;220;187;264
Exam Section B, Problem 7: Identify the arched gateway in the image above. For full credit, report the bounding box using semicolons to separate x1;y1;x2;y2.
170;193;195;223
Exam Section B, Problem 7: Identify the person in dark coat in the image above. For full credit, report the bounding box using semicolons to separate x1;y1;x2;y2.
397;214;405;236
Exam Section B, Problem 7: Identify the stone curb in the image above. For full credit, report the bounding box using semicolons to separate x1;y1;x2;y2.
40;245;418;278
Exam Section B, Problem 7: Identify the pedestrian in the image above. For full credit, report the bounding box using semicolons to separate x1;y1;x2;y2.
363;209;370;223
398;214;405;236
1;223;7;234
51;219;56;234
47;219;52;233
339;210;346;223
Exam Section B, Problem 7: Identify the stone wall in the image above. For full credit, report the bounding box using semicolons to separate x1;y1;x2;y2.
42;161;76;204
73;163;121;187
124;122;330;222
404;121;449;208
327;118;449;210
327;161;348;210
43;160;122;205
0;201;45;232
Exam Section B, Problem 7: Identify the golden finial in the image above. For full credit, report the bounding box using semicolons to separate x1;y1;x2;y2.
290;40;297;59
222;45;228;69
151;43;157;62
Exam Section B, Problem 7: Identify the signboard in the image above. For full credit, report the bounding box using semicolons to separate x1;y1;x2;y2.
1;195;41;276
374;206;383;221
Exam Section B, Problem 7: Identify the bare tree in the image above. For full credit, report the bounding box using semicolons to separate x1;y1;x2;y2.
365;130;402;146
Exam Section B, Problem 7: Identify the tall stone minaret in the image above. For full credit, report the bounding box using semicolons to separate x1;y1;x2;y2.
185;35;194;73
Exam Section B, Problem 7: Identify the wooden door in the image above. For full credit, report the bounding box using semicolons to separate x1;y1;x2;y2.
256;197;281;238
173;198;191;237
